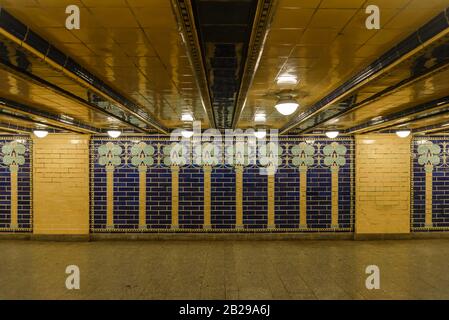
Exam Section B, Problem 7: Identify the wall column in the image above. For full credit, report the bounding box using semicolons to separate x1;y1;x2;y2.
203;165;212;229
33;134;89;235
267;165;275;229
138;165;147;229
9;163;18;229
355;134;411;236
106;164;114;229
425;164;433;227
171;165;179;229
299;165;307;228
331;166;339;228
235;165;243;229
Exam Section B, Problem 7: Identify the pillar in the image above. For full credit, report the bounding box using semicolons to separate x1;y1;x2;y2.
171;165;179;229
355;134;411;235
139;165;147;229
33;134;89;235
425;164;433;227
9;163;18;229
299;165;307;228
235;165;243;229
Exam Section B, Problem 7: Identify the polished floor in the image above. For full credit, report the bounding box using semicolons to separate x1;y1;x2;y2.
0;239;448;300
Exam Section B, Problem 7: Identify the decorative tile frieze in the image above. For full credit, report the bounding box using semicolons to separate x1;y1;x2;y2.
90;136;354;233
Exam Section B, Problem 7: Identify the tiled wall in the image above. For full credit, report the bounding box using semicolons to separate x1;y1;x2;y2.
90;136;354;233
412;136;449;231
33;134;89;235
211;167;236;228
1;133;447;235
0;136;32;232
179;167;204;229
355;135;411;234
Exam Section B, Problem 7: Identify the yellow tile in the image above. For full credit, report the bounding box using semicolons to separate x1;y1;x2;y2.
355;134;411;234
33;134;90;235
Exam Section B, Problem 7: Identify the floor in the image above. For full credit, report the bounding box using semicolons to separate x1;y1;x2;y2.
0;239;448;300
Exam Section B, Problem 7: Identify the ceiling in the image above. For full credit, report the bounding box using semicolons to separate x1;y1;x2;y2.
0;0;448;135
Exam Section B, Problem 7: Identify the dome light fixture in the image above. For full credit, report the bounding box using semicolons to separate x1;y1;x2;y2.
254;113;266;122
396;130;411;138
325;130;339;139
181;129;194;138
181;113;194;122
275;97;299;116
276;74;298;85
107;130;122;138
33;130;49;138
254;129;267;139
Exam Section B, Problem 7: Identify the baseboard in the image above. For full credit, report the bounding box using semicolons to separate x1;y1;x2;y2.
30;234;90;242
90;232;355;241
411;232;449;239
1;232;449;241
0;233;32;240
354;233;413;240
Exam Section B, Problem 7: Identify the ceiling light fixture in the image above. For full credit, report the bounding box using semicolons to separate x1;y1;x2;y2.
254;113;266;122
325;131;339;139
396;130;411;138
254;129;267;139
275;97;299;116
181;129;194;138
181;113;194;122
33;130;49;138
277;74;298;85
107;130;122;138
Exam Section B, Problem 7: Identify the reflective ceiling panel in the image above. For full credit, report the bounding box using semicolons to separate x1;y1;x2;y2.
238;0;449;131
0;0;210;131
0;0;448;135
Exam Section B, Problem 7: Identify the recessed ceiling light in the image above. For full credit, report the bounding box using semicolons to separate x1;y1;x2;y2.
181;113;194;122
107;130;122;138
33;130;49;138
325;131;339;139
396;130;411;138
275;97;299;116
277;74;298;85
254;113;266;122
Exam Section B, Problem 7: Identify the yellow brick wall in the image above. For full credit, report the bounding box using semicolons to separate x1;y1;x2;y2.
355;134;411;234
33;134;90;235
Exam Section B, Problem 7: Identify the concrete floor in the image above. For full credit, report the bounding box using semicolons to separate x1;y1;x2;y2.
0;239;448;300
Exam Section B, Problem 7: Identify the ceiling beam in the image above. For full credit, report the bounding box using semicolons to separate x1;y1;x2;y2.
0;121;34;134
0;97;101;134
301;56;449;134
231;0;277;129
411;122;449;134
171;0;217;129
343;95;449;134
0;108;81;133
0;58;144;134
0;8;169;135
280;8;449;135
